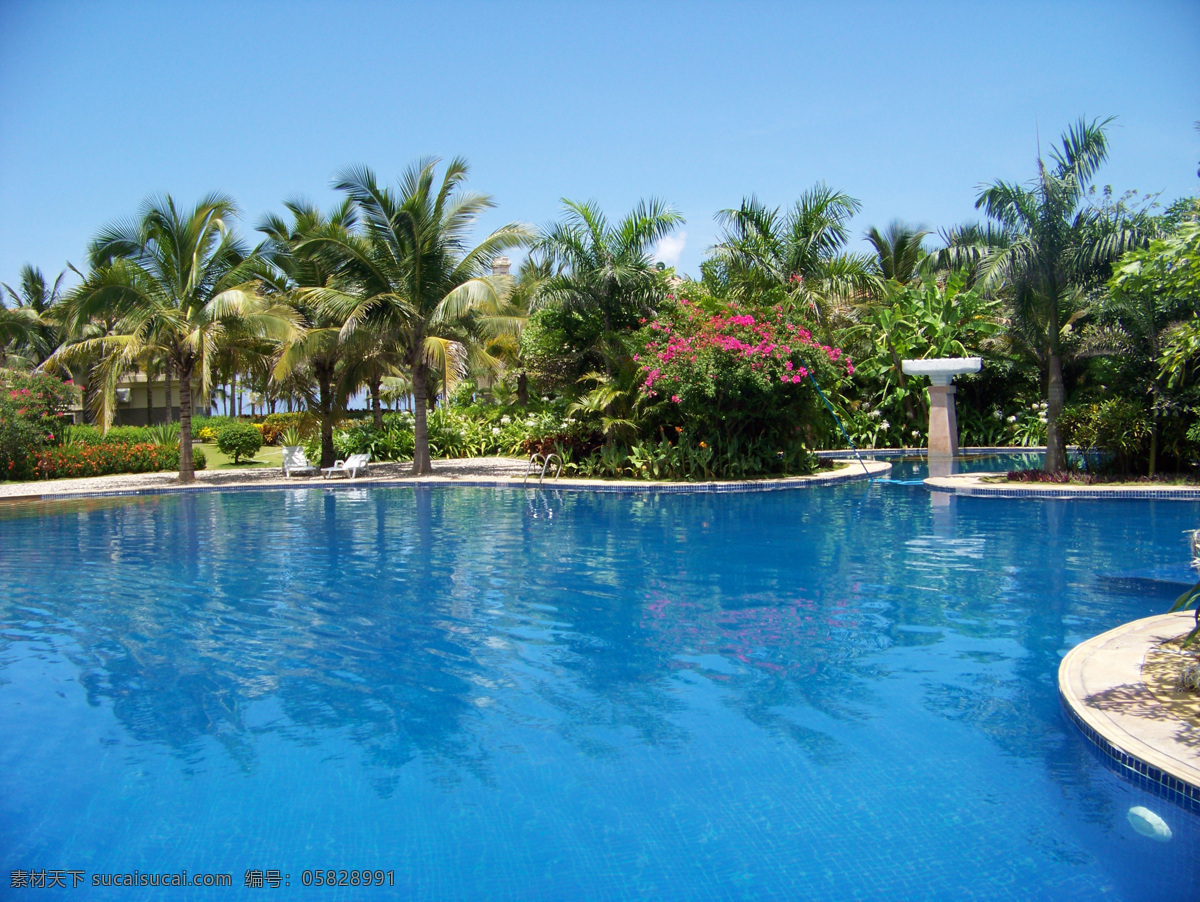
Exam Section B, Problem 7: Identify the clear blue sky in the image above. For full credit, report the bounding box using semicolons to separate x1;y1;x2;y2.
1;0;1197;287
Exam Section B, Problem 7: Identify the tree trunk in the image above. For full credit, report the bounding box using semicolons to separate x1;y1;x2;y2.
1043;353;1067;473
370;377;383;429
411;363;432;475
164;361;174;424
516;371;528;407
145;368;154;426
178;358;196;484
318;368;335;469
1148;406;1158;478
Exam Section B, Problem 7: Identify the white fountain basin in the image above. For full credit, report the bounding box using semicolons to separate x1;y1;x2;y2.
901;357;982;385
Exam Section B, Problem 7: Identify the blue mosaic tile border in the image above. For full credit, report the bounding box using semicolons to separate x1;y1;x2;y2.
951;485;1200;501
1059;693;1200;816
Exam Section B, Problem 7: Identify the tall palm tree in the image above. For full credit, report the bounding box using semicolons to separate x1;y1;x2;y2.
709;184;877;317
975;117;1150;472
51;194;294;482
300;158;532;475
258;198;368;466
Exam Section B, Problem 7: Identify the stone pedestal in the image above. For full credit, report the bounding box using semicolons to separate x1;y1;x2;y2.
900;357;981;459
927;383;958;457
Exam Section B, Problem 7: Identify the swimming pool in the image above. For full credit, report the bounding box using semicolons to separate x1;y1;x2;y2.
2;459;1198;899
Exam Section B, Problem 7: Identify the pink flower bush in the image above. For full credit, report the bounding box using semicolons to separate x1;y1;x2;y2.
633;297;855;455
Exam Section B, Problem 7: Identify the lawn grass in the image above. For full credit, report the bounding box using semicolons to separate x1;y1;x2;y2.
197;442;284;471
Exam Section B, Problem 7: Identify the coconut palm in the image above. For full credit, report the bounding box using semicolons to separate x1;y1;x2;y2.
975;117;1150;472
258;198;369;466
534;198;683;345
709;184;878;317
1;265;67;368
299;158;533;475
51;194;294;482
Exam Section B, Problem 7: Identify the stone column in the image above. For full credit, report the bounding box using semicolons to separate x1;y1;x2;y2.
927;381;957;457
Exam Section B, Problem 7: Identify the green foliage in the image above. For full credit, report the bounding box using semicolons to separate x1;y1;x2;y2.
278;426;305;447
708;185;876;316
845;273;1001;435
215;423;264;463
0;369;79;480
1060;399;1151;474
1111;217;1200;309
1169;577;1200;647
563;431;819;481
520;304;606;394
191;415;238;436
261;411;317;433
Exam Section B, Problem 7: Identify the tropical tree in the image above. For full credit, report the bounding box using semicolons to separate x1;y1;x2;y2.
1105;213;1200;472
1;265;67;368
974;117;1151;472
299;158;532;475
258;198;368;466
50;194;294;482
531;198;683;380
864;221;931;284
708;184;877;318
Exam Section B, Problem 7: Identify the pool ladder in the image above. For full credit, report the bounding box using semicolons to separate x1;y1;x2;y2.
523;452;563;485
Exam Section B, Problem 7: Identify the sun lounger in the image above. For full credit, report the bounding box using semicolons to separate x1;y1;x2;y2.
322;452;371;479
282;446;318;477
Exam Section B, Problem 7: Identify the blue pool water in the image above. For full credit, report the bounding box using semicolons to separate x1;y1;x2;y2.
2;458;1198;899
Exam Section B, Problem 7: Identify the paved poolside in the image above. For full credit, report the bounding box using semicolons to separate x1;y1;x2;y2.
1059;612;1200;809
926;471;1200;500
0;456;888;502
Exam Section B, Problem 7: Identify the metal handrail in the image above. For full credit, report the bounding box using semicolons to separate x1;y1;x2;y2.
523;453;563;485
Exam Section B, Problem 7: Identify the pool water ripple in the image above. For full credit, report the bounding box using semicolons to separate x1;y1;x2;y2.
1;467;1198;899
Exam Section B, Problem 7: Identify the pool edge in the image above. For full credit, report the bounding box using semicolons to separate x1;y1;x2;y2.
1059;612;1200;814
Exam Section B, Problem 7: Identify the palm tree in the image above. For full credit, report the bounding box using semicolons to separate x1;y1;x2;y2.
709;184;877;317
51;194;294;482
258;199;368;466
975;117;1150;472
864;221;930;284
533;198;683;357
299;158;532;475
1;265;67;368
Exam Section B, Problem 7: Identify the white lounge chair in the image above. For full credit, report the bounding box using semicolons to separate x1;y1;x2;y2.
282;446;318;477
322;452;371;479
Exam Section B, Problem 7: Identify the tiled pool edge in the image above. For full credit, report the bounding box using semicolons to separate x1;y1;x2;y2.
1059;612;1200;815
926;473;1200;501
0;458;890;504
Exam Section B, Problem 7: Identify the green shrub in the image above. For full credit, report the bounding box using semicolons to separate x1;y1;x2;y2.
216;423;263;463
192;446;207;470
262;411;317;434
1061;399;1151;474
191;415;237;437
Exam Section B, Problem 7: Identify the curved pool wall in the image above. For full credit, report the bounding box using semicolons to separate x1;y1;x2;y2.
1;461;1198;900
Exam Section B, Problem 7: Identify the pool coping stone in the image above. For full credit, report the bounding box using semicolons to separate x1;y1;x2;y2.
0;456;889;504
926;472;1200;500
1059;611;1200;814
